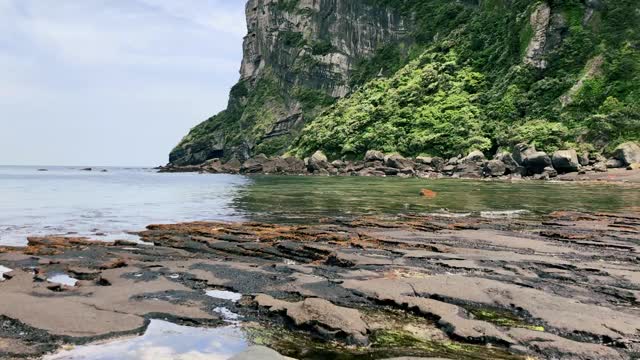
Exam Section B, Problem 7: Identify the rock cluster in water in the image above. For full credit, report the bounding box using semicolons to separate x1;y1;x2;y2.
160;141;640;181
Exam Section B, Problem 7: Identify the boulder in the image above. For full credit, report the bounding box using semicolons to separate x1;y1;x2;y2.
512;143;537;165
364;150;385;162
628;163;640;170
442;165;455;174
415;156;433;165
431;157;445;172
613;142;640;165
543;166;558;178
447;157;460;166
483;160;506;177
495;152;521;175
464;150;486;163
552;150;580;173
579;152;590;166
454;162;483;179
384;154;414;170
374;166;398;176
308;151;330;172
283;156;306;173
241;154;269;173
223;157;242;173
593;162;608;172
202;159;224;173
523;151;552;174
254;294;369;345
606;159;625;169
332;160;346;168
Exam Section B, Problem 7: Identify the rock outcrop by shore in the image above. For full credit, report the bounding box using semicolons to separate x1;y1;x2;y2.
1;211;639;359
160;142;640;182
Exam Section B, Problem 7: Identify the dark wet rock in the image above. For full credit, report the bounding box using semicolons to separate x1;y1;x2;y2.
552;150;580;173
453;162;483;179
523;151;552;174
579;152;590;166
494;153;521;175
365;150;385;162
483;160;506;177
385;154;414;170
613;142;640;166
223;157;242;173
81;168;92;171
242;154;270;173
606;158;625;169
430;157;445;172
202;159;224;173
255;294;369;345
512;143;537;165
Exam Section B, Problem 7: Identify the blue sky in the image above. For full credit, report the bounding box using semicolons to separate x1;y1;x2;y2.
0;0;247;166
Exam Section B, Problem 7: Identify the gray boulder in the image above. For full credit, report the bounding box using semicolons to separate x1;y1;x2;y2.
512;143;538;165
241;154;269;173
223;157;242;173
431;157;445;172
613;142;640;165
579;152;590;166
454;162;483;178
364;150;385;162
483;160;507;177
308;151;330;172
415;156;433;165
385;154;414;170
593;162;608;172
523;151;552;174
464;150;486;163
552;150;580;173
543;166;558;178
495;152;520;174
283;156;306;173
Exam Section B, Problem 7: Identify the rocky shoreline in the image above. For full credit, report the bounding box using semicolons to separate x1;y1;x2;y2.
1;210;639;359
159;142;640;183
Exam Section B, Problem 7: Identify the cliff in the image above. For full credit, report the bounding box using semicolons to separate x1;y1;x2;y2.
170;0;410;165
170;0;639;165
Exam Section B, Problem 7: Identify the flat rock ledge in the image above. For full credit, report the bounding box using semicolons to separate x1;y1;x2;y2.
1;211;639;359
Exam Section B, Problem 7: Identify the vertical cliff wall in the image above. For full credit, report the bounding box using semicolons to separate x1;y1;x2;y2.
170;0;410;165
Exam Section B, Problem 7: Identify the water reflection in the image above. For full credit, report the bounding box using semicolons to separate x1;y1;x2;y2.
44;320;248;360
234;176;640;223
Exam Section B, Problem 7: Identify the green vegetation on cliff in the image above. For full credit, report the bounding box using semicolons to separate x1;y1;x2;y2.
170;0;639;165
294;0;640;159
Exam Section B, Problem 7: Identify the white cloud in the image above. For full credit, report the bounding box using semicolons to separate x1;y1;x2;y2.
0;0;247;166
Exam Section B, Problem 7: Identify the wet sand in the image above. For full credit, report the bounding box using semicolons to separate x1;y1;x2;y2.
0;210;639;359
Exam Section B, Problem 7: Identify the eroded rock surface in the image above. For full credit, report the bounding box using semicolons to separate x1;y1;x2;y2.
1;211;639;359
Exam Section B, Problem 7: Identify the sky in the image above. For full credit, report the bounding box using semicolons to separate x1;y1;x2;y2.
0;0;247;166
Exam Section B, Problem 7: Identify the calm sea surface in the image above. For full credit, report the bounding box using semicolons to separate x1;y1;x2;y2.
1;165;639;247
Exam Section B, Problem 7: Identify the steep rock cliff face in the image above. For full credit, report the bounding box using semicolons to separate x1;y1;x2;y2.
170;0;409;165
